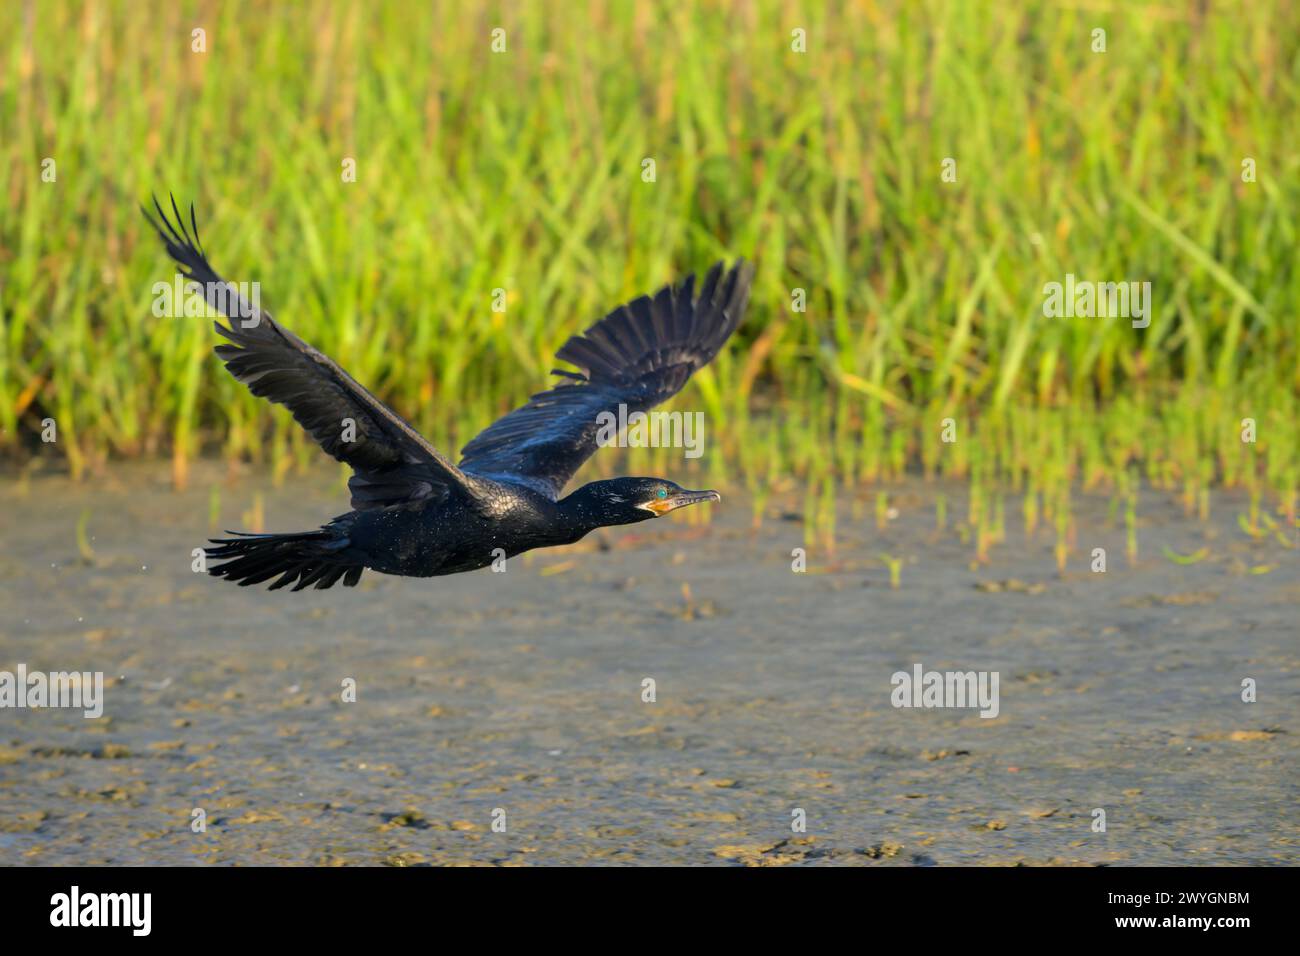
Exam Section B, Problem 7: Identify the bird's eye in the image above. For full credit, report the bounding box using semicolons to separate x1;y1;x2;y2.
656;488;668;499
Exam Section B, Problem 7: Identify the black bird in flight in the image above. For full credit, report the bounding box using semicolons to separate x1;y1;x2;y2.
143;198;753;590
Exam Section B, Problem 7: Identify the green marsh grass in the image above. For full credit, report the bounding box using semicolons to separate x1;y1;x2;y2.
1;0;1296;537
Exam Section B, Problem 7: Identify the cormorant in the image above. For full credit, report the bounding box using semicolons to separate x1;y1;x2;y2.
143;198;753;590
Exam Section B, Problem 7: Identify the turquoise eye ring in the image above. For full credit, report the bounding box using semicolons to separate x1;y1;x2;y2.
656;488;668;499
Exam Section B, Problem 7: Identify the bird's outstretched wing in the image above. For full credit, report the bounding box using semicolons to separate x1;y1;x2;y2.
458;260;753;498
142;196;475;511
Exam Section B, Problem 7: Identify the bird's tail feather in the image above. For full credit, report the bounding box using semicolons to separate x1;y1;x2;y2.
206;529;362;591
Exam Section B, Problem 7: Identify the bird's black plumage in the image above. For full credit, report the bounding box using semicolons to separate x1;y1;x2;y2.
459;261;751;498
144;196;752;589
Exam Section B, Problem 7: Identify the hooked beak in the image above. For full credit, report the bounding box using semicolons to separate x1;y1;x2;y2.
644;488;722;516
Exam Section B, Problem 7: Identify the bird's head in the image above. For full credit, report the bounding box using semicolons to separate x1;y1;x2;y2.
562;478;721;528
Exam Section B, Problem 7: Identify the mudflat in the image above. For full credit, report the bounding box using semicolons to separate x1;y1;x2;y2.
1;463;1294;865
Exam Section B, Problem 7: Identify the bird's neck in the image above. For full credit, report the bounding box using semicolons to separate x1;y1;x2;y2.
554;488;619;539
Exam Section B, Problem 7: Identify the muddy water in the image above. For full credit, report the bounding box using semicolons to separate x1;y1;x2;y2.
0;463;1295;865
